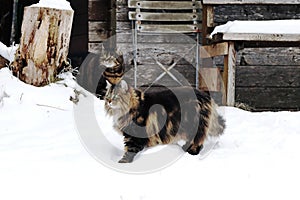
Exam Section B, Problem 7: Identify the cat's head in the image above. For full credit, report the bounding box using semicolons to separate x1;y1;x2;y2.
101;49;124;85
105;80;130;115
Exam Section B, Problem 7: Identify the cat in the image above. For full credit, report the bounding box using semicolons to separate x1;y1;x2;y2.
105;80;225;163
76;46;124;99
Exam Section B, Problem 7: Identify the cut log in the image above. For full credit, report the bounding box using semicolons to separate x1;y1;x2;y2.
12;6;74;86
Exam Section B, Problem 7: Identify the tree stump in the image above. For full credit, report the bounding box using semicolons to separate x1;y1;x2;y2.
12;6;74;86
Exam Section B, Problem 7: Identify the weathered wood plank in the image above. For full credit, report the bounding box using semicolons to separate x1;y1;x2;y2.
117;0;127;6
117;32;200;43
123;64;196;87
199;68;222;91
213;33;300;43
225;42;236;106
118;43;198;65
89;21;111;42
238;47;300;66
116;22;132;32
236;87;300;110
202;0;300;4
200;42;228;58
236;66;300;87
212;47;300;67
214;5;300;23
89;0;110;21
117;7;130;22
129;12;201;21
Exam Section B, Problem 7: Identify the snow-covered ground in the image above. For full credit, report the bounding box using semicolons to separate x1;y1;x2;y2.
1;67;300;200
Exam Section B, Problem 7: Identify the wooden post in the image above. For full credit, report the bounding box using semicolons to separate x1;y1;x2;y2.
223;42;236;106
202;5;214;45
12;6;74;86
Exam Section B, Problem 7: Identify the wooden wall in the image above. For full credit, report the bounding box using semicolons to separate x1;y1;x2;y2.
69;0;88;58
213;5;300;111
88;0;116;53
109;1;300;111
0;0;13;46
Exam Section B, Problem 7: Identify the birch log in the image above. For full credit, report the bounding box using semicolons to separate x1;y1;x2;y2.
12;6;73;86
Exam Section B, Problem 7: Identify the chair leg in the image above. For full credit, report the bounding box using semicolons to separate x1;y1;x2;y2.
132;21;138;88
195;32;200;89
223;42;236;106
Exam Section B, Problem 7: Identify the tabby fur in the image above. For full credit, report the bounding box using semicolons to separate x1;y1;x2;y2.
76;47;124;99
105;80;225;163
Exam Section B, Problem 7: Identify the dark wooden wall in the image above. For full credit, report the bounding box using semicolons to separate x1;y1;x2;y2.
0;0;40;45
88;0;116;52
67;0;89;68
0;0;13;46
69;0;88;58
112;1;300;111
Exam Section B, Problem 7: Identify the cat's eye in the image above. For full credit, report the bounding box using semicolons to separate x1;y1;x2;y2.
112;94;118;100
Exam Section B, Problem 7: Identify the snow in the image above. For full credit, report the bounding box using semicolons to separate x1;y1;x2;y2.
1;67;300;200
211;19;300;37
30;0;73;11
0;42;18;63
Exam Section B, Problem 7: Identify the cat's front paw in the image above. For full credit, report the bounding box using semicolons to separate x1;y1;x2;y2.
118;152;136;163
187;144;203;155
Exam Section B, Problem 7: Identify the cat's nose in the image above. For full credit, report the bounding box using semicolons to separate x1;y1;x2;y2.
105;97;111;103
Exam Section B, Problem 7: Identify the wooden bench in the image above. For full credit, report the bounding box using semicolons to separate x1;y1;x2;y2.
201;0;300;106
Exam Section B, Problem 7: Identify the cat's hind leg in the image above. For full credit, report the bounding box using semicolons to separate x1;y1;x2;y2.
186;143;204;155
181;135;204;155
185;120;207;155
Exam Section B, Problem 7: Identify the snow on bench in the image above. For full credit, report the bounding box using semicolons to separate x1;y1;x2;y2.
210;19;300;42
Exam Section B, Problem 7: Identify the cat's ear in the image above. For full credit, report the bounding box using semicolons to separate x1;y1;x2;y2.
105;80;112;89
120;80;128;91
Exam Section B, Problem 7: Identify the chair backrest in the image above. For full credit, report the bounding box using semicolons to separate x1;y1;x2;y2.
128;0;202;33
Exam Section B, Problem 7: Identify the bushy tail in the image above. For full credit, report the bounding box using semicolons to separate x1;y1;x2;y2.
207;101;226;137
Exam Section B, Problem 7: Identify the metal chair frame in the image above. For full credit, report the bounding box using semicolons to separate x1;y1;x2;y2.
128;0;202;88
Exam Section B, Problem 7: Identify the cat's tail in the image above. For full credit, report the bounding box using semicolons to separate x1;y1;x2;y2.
207;101;226;137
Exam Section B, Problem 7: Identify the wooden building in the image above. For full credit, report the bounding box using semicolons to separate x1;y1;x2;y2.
1;0;299;111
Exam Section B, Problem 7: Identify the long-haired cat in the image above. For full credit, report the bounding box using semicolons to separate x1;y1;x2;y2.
76;46;124;99
105;80;225;163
